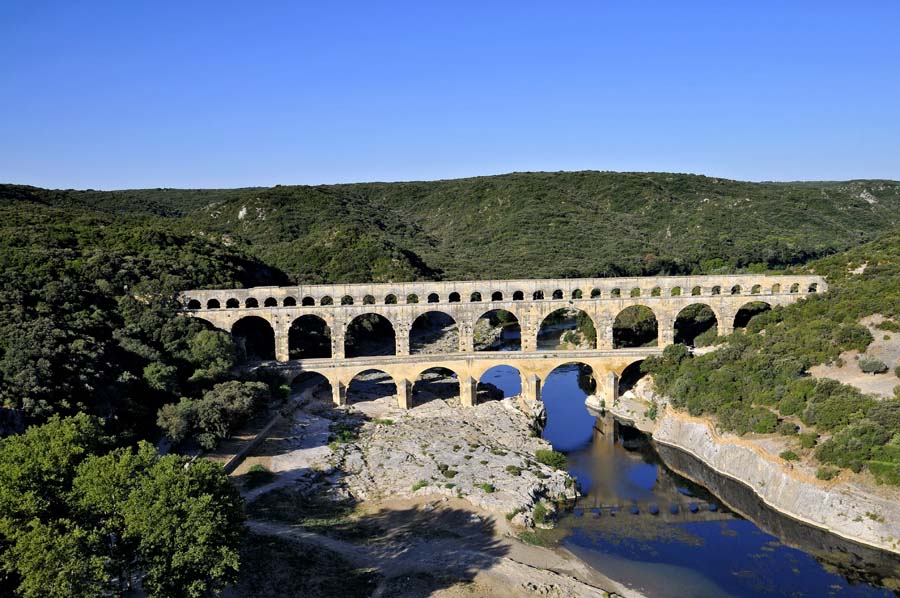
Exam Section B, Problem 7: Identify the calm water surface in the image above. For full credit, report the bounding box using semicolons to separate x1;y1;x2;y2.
482;363;900;598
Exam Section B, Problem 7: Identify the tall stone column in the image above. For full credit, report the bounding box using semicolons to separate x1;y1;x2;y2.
523;373;541;403
330;325;346;359
717;307;736;337
657;312;675;347
595;314;614;350
332;379;347;406
396;378;413;409
459;376;478;407
395;323;411;356
274;320;290;362
458;323;475;353
602;371;619;405
520;316;538;352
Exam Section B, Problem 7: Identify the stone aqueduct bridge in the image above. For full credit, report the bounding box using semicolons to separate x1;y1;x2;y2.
182;274;825;409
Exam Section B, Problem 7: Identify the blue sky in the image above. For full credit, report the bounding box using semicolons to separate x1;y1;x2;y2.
2;1;899;189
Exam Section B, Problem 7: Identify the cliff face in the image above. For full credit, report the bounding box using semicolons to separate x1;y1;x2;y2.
601;385;900;555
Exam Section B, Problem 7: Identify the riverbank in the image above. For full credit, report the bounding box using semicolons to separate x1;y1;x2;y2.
230;376;633;596
599;379;900;556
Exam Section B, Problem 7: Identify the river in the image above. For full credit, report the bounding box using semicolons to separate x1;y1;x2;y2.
479;362;900;597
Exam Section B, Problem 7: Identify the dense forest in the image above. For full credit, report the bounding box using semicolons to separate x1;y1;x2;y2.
2;171;900;594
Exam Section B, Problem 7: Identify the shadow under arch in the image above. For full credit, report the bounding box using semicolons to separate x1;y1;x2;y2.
412;367;459;407
232;315;275;361
290;371;332;402
474;309;521;351
345;314;396;358
618;359;647;396
289;315;331;359
541;361;597;452
734;300;772;329
476;365;522;403
613;305;658;349
347;369;397;405
537;307;596;350
410;311;458;355
674;303;719;347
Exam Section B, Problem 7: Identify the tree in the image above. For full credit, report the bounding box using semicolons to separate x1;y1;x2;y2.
124;457;245;597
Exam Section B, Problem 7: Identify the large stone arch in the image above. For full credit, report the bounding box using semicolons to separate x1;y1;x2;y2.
473;308;521;351
537;307;596;351
412;366;460;407
231;315;275;361
289;314;332;359
410;311;458;355
612;305;659;349
673;303;720;347
345;313;397;358
346;369;398;405
476;364;523;402
540;361;597;451
734;300;772;329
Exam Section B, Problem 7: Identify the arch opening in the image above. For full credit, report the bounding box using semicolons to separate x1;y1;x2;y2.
537;308;596;350
345;314;396;358
226;298;240;309
674;304;718;347
613;305;658;348
590;288;601;298
671;287;682;296
618;360;647;396
283;296;297;307
448;292;461;303
541;362;596;451
406;294;419;304
751;284;762;294
513;290;525;301
187;299;201;310
730;285;742;295
321;296;334;306
427;293;439;304
552;289;564;300
470;292;482;302
289;315;332;359
363;295;376;305
341;295;354;305
385;294;398;305
789;283;800;294
477;365;522;402
572;289;583;300
771;283;781;294
245;297;259;308
232;316;275;361
410;312;458;355
263;297;278;307
491;291;503;301
347;369;397;405
533;290;544;300
474;309;521;351
734;301;772;329
301;296;315;307
206;298;221;309
691;286;701;296
808;283;819;293
290;372;332;403
412;367;459;407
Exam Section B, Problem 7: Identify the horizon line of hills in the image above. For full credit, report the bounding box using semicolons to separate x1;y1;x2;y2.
4;170;900;286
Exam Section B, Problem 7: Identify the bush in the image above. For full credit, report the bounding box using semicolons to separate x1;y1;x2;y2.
411;480;428;492
816;467;840;481
780;450;799;461
799;432;818;449
535;449;567;470
532;500;548;525
477;483;495;494
859;357;889;374
776;420;798;435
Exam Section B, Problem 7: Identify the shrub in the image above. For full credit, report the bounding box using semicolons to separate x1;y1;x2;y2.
799;432;818;449
532;500;548;525
535;449;567;470
780;450;799;461
859;357;889;374
411;480;428;492
776;420;798;435
505;465;523;476
816;467;839;481
477;483;495;493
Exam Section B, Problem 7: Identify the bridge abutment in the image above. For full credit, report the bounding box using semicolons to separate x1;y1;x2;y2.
397;378;413;409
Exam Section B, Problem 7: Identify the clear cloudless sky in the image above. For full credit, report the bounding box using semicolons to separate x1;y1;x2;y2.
2;1;899;189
